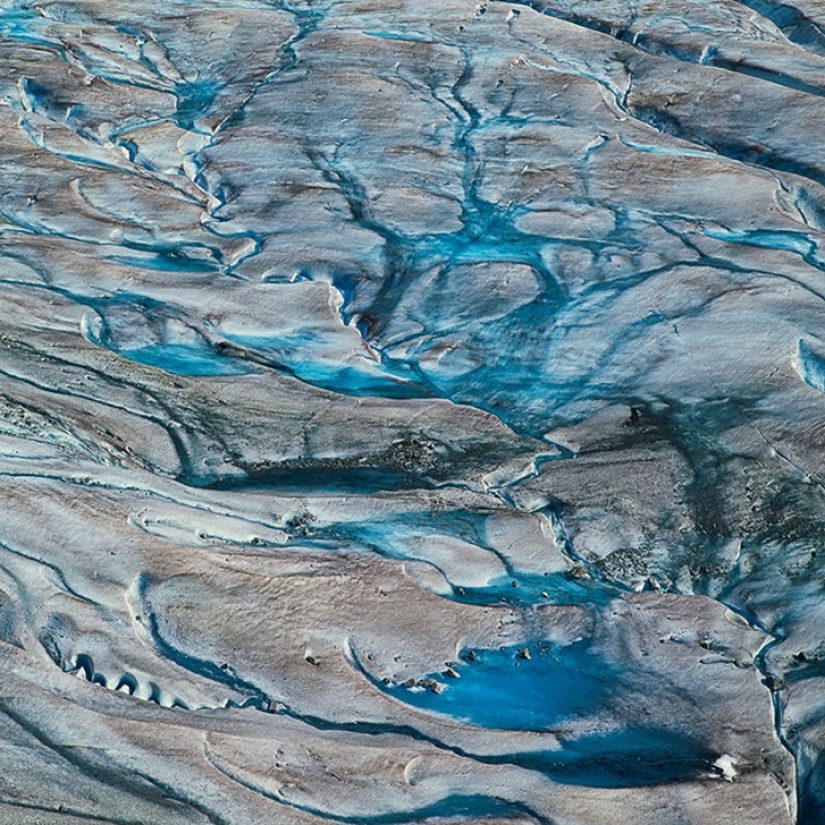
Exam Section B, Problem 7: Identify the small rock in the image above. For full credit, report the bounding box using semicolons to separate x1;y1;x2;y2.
763;674;783;691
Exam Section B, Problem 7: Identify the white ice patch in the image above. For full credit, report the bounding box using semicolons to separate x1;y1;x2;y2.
712;754;738;782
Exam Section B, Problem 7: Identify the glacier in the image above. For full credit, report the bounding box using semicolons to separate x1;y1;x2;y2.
2;0;825;821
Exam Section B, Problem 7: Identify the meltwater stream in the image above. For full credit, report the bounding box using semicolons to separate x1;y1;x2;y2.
2;0;825;822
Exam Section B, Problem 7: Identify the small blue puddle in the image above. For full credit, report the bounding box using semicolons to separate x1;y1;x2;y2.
284;362;424;399
219;332;428;398
120;343;252;376
796;339;825;394
107;252;219;273
455;572;619;608
174;79;218;130
0;7;52;46
701;226;816;256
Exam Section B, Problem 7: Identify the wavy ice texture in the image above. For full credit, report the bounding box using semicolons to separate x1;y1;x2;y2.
5;0;825;821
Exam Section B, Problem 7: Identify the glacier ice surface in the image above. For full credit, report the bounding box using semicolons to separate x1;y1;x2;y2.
3;0;825;822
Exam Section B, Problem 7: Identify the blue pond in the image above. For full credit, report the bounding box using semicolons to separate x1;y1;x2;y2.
386;639;618;731
374;641;716;787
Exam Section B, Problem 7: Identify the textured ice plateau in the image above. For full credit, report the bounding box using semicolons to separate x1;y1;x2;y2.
2;0;825;822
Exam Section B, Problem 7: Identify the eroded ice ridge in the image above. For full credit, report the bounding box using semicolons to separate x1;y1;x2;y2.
2;0;825;821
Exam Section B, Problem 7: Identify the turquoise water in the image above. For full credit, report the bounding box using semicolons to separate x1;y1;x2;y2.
387;639;618;730
120;342;252;376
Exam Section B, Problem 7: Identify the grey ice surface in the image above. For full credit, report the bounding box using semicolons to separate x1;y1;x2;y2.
2;0;825;822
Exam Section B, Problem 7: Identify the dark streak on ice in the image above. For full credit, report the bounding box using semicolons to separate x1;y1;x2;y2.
205;737;557;825
735;0;825;57
0;698;229;825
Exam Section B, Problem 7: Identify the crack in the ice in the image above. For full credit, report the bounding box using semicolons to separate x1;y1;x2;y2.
734;0;825;58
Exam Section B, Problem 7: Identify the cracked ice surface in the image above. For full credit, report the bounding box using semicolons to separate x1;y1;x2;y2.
6;0;825;821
